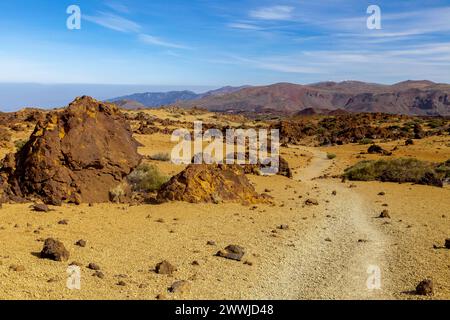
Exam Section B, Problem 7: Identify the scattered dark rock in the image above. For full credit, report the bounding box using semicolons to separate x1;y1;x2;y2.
117;280;126;286
75;239;87;247
191;260;200;266
156;293;167;300
155;260;176;275
405;139;414;146
305;198;319;206
277;224;289;230
88;263;101;271
58;219;69;225
243;260;253;266
416;279;434;296
331;190;337;196
368;144;384;154
217;245;245;261
379;210;391;219
378;192;385;196
93;271;105;279
168;280;190;294
40;238;70;262
445;238;450;249
206;240;216;246
32;204;50;212
368;144;392;156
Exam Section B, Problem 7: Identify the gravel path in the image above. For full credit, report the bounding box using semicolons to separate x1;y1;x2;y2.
255;149;397;299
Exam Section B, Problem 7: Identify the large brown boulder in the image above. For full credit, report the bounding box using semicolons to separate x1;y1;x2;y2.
1;96;142;204
157;164;268;205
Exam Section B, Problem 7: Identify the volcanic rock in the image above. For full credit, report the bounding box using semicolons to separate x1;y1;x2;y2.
155;260;176;275
32;204;50;212
379;210;391;218
40;238;70;262
157;164;268;204
169;280;191;294
75;239;87;247
416;279;434;296
88;263;101;271
0;96;141;205
217;245;245;261
305;198;319;206
368;144;391;155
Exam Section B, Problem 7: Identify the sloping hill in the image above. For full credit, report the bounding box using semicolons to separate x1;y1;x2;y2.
181;81;450;116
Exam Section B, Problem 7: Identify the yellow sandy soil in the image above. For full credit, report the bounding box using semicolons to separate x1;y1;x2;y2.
0;117;449;300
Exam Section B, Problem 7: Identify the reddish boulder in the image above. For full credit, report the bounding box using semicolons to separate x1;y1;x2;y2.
157;164;269;205
40;238;70;262
1;96;141;204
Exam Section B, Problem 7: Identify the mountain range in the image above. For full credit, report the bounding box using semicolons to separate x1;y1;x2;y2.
108;86;249;109
109;81;450;116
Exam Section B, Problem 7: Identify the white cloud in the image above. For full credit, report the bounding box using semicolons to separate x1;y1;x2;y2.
250;6;294;20
228;23;262;30
105;2;130;14
138;34;190;49
83;12;140;33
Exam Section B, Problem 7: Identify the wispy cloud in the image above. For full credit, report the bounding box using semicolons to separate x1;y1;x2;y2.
227;23;262;30
104;2;130;14
83;12;140;33
250;5;294;20
138;34;190;50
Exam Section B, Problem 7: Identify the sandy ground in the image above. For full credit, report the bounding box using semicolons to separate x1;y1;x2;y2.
0;130;449;300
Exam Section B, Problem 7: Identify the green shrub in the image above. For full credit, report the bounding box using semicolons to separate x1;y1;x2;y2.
343;158;445;187
327;153;337;160
149;152;171;162
359;138;373;145
127;164;169;192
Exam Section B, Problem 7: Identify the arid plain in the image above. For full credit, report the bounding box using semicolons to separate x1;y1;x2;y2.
0;104;449;300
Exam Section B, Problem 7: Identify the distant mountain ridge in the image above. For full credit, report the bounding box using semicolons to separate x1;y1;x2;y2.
179;80;450;116
108;86;250;108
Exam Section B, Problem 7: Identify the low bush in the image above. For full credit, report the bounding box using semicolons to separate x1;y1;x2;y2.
359;138;374;145
127;164;169;192
343;158;445;187
327;153;337;160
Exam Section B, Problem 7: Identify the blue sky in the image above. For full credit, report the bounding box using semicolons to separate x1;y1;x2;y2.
1;0;450;87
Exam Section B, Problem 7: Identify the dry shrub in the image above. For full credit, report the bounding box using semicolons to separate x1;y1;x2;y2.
343;158;445;187
128;164;169;192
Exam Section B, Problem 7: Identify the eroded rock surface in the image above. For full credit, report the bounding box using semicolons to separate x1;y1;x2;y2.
0;96;142;204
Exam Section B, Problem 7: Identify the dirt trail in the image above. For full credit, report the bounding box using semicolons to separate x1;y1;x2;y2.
255;148;396;299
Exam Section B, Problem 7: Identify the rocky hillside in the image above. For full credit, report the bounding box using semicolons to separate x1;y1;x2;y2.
180;81;450;116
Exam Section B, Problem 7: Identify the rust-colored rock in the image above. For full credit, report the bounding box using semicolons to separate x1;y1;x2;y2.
1;96;142;204
445;238;450;249
416;279;434;296
217;245;245;261
40;238;70;262
157;164;268;205
155;260;176;275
